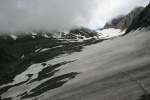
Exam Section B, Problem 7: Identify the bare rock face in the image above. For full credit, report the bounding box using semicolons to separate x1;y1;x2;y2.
103;7;144;30
126;3;150;33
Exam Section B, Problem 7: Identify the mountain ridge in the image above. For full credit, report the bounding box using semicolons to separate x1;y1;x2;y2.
103;7;144;30
126;3;150;33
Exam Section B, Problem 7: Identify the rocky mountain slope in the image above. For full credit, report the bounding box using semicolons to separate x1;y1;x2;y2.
0;2;150;100
1;3;150;86
1;20;150;100
103;7;144;30
126;3;150;33
0;27;103;85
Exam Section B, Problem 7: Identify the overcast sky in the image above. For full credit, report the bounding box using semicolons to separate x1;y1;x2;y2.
0;0;149;33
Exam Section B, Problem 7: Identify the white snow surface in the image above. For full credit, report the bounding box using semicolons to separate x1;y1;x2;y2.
2;29;150;100
97;28;125;39
10;34;18;40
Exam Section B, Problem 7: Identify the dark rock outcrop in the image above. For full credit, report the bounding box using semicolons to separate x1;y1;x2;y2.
103;7;144;30
126;3;150;33
62;27;98;39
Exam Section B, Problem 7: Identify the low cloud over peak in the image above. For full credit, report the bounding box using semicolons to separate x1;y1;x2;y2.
0;0;149;33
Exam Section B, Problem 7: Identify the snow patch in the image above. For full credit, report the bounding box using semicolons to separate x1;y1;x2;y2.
10;34;18;40
43;34;49;38
40;48;51;52
31;32;37;36
97;28;125;39
21;54;25;59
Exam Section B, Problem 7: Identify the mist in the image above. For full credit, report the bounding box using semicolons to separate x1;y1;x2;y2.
0;0;149;33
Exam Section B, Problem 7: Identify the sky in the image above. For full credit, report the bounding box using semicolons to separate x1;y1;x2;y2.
0;0;149;33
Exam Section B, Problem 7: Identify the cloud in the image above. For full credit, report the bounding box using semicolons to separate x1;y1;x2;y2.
0;0;99;33
0;0;149;33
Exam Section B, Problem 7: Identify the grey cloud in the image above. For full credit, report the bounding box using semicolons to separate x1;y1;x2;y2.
0;0;99;33
0;0;149;33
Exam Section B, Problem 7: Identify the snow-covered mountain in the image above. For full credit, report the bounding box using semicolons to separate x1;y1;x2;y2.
1;2;150;100
0;27;99;41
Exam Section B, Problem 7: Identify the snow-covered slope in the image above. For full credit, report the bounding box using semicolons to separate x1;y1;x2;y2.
97;28;125;39
4;27;127;43
1;29;150;100
10;34;18;40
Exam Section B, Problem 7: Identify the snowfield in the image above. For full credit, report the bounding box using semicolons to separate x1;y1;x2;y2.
97;28;125;39
1;29;150;100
